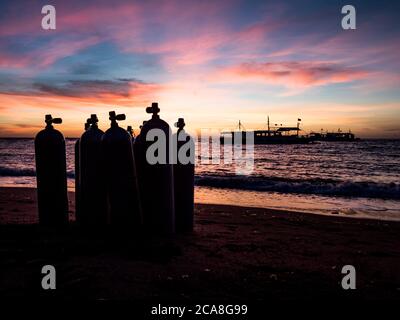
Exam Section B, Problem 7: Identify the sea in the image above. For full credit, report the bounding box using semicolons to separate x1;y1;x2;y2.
0;138;399;221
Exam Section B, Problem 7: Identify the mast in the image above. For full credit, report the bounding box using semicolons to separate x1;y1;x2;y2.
267;116;270;136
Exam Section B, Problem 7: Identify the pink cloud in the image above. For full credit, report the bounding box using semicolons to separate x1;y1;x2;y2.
0;2;142;36
0;36;100;69
0;0;281;71
119;20;277;68
0;2;143;69
109;1;279;67
38;36;101;67
57;3;143;33
0;53;33;68
217;61;369;92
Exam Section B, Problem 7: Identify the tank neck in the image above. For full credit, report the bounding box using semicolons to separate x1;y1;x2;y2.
111;120;119;128
45;124;53;129
152;114;160;120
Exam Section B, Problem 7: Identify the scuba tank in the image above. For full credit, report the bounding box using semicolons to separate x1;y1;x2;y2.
127;126;135;141
102;111;142;229
74;119;90;224
79;114;108;227
134;103;175;235
133;121;146;190
35;114;68;226
173;118;195;232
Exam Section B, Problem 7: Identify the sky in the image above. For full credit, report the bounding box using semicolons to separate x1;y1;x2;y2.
0;0;399;138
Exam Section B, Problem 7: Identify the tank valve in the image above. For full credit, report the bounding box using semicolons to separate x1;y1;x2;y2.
88;114;99;125
146;102;160;118
109;111;126;123
84;118;91;131
45;114;62;124
45;114;62;127
175;118;185;130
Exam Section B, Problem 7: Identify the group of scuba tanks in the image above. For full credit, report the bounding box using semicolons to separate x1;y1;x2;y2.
34;103;195;235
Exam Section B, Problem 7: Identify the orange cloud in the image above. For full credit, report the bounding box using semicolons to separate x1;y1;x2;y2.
0;85;162;137
0;77;165;136
0;79;164;108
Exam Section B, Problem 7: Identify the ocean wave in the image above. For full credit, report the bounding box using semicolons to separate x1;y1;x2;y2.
0;167;36;177
0;167;75;178
1;165;399;200
195;175;400;200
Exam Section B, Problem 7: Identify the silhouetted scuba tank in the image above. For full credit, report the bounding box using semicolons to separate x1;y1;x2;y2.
75;120;90;224
133;121;146;183
102;111;142;229
35;114;68;226
134;103;175;235
79;114;108;227
127;126;135;142
173;118;195;232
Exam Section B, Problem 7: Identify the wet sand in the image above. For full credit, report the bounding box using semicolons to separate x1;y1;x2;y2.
0;187;399;300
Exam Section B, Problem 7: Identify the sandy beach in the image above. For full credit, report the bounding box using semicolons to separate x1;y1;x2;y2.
0;186;399;300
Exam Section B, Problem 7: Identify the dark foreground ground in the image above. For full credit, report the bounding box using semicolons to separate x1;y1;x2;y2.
0;187;400;301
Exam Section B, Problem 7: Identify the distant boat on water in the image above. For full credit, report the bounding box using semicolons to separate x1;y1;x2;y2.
220;117;311;144
309;129;359;142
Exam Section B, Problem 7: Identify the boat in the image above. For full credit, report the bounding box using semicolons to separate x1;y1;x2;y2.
220;117;311;144
309;129;359;142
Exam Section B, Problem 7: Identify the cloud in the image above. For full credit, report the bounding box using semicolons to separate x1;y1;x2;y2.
0;36;101;69
33;79;134;98
217;61;369;93
29;78;162;105
0;76;162;107
14;123;42;129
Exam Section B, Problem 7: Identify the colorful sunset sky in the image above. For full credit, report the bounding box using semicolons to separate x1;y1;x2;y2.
0;0;399;137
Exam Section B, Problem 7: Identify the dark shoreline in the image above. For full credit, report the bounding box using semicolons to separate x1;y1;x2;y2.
1;187;400;300
1;137;400;140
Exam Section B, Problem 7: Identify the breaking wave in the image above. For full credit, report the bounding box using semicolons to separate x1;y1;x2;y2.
195;174;400;200
1;166;399;200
